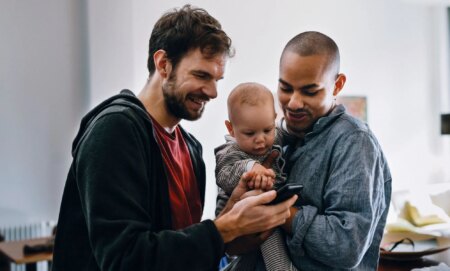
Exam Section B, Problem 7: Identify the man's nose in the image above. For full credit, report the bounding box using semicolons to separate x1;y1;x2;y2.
203;82;218;99
288;91;304;109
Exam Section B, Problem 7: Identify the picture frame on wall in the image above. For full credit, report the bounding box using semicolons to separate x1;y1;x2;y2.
336;96;368;122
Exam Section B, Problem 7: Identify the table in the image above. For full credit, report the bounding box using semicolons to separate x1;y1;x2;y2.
378;232;450;271
379;249;450;270
0;237;53;271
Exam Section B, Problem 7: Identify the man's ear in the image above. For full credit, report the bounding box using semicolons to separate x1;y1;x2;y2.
153;49;172;79
225;120;234;137
333;73;346;96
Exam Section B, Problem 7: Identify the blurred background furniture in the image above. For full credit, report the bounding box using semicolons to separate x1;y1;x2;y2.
378;183;450;270
0;237;53;271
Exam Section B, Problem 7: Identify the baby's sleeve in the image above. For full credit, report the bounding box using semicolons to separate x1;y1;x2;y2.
214;142;256;195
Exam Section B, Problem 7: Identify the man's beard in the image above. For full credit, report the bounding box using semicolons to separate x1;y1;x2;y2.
162;74;205;121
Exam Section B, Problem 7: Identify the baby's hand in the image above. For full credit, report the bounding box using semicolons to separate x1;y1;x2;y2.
247;163;275;190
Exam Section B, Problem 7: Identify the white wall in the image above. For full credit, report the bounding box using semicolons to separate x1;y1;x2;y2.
0;0;89;225
1;0;449;225
86;1;135;104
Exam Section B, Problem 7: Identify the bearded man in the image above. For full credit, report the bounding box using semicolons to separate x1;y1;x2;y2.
53;5;295;271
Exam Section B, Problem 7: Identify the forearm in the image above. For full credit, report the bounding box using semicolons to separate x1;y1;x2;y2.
281;206;298;235
214;214;241;243
213;191;245;243
88;214;224;270
216;159;255;194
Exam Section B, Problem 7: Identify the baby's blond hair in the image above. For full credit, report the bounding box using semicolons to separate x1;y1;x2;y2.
227;82;275;123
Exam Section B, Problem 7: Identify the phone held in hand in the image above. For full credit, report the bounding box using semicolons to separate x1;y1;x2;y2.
269;184;303;205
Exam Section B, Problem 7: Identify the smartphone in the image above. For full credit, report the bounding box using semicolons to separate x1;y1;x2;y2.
269;184;303;205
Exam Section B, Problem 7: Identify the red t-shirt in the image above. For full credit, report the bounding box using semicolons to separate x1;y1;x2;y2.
151;118;203;230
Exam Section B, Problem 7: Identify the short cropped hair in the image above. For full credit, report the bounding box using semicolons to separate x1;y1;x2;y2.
147;5;233;75
282;31;340;75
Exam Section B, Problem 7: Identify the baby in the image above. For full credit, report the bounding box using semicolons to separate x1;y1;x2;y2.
215;82;297;271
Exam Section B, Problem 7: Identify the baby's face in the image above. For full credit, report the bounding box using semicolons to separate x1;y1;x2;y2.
229;104;276;156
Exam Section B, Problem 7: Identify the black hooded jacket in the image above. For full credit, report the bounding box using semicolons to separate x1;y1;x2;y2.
53;90;224;271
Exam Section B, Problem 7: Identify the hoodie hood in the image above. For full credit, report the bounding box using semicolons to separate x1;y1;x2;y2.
71;89;149;157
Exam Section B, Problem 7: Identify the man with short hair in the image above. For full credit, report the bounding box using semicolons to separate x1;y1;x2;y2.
52;5;296;271
278;31;392;270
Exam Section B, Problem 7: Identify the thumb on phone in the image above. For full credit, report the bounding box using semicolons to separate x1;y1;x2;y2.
245;190;276;206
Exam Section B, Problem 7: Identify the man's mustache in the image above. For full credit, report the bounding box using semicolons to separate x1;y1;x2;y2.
286;108;310;114
188;93;210;102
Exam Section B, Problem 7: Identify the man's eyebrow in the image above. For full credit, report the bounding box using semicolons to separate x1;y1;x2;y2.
278;78;292;87
300;83;319;91
278;78;319;91
192;70;211;77
192;70;224;80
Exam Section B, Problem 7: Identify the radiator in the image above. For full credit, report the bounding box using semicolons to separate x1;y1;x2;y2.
0;221;56;271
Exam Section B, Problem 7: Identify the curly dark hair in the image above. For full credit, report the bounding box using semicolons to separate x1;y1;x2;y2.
147;5;233;75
